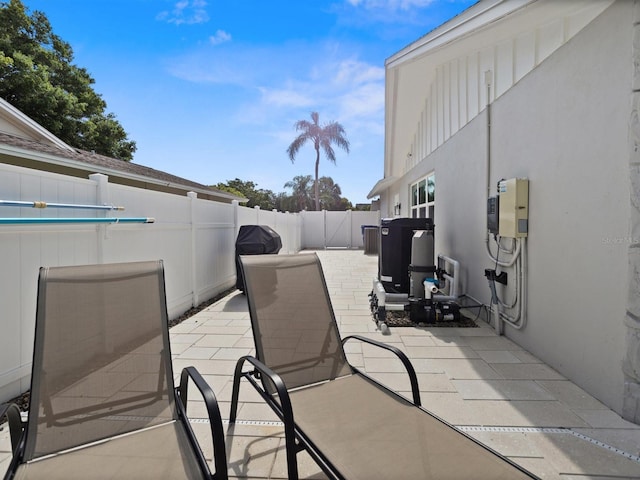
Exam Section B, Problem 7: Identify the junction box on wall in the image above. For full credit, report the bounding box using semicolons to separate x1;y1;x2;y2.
498;178;529;238
485;177;530;334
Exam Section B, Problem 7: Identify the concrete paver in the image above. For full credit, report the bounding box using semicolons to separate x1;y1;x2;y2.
1;249;639;479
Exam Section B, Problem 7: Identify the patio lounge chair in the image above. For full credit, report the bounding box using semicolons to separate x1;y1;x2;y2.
230;253;539;480
0;260;227;480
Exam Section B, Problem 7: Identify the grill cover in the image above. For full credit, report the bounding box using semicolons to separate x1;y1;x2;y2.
235;225;282;290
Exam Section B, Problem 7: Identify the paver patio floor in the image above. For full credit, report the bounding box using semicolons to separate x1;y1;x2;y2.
2;249;639;479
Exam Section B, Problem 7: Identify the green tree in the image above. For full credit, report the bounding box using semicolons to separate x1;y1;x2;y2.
213;183;244;199
0;0;136;160
273;192;296;213
317;177;353;211
317;176;341;210
283;175;313;212
215;178;275;209
286;112;350;211
336;197;354;210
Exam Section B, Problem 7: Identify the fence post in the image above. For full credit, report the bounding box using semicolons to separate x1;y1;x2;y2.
348;209;353;248
188;191;198;307
285;211;291;253
232;200;239;238
89;173;109;263
323;209;327;250
300;210;305;249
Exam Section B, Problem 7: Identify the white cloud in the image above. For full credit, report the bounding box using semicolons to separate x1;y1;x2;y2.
157;0;209;25
335;0;467;30
166;46;270;85
331;59;384;87
338;82;385;119
209;30;232;45
259;86;315;109
165;40;386;138
346;0;435;10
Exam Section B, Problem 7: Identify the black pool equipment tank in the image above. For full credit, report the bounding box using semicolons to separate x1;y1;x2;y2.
370;217;461;330
378;217;434;294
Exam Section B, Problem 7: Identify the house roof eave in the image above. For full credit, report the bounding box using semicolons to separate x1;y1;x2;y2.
0;98;75;152
0;142;243;202
367;176;398;199
385;0;534;69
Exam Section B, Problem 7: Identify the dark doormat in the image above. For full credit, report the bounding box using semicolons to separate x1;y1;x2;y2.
382;310;478;328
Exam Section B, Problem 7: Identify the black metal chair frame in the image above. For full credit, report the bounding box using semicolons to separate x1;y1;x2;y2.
1;261;229;480
2;366;228;480
229;253;540;480
230;335;421;480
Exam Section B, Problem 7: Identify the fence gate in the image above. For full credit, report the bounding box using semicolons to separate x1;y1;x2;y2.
301;210;380;249
325;211;351;248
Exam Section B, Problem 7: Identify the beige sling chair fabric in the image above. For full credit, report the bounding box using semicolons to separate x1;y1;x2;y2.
1;261;227;480
231;253;538;480
244;253;352;392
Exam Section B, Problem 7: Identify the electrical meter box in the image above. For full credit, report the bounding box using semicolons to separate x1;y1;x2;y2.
498;178;529;237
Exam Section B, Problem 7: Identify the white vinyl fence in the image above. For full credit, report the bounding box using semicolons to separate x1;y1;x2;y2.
301;210;380;249
0;162;379;402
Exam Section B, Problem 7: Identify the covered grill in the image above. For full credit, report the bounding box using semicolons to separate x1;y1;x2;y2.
235;225;282;291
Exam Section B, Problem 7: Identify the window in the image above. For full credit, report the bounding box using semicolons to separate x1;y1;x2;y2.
410;173;435;219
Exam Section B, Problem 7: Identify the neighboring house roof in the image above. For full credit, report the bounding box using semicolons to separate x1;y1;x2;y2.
0;97;245;203
0;96;75;151
0;132;243;203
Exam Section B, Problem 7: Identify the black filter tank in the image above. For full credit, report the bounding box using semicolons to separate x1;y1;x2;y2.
378;217;434;294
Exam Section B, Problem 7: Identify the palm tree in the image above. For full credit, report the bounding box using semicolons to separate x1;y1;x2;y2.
284;175;313;212
286;112;350;211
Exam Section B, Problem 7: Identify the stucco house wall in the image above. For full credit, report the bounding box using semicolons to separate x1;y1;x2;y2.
377;1;633;417
489;1;630;415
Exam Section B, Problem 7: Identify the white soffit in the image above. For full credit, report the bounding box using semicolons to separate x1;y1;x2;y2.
367;176;398;199
386;0;534;69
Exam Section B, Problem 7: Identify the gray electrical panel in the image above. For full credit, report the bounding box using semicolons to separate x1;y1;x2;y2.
487;196;499;234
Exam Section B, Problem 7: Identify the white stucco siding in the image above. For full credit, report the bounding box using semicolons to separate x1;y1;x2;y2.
429;118;488;299
385;0;614;187
489;0;632;413
393;1;631;413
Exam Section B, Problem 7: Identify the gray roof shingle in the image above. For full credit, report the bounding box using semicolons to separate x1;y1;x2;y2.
0;132;240;201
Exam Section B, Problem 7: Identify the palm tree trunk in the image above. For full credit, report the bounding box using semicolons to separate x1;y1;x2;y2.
314;148;320;211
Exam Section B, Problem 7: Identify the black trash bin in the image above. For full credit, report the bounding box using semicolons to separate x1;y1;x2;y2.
235;225;282;291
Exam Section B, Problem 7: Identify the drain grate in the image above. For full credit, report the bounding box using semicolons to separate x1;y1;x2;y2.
187;418;640;464
190;418;284;427
459;426;640;463
44;413;637;464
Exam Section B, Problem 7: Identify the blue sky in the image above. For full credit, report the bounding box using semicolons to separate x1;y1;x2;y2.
24;0;476;204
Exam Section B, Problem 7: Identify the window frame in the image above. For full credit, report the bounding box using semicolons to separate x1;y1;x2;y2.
410;173;435;219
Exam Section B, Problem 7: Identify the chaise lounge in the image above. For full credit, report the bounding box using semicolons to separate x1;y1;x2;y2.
230;253;539;480
1;260;227;480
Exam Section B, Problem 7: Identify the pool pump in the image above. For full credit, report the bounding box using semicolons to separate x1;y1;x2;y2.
369;217;461;332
